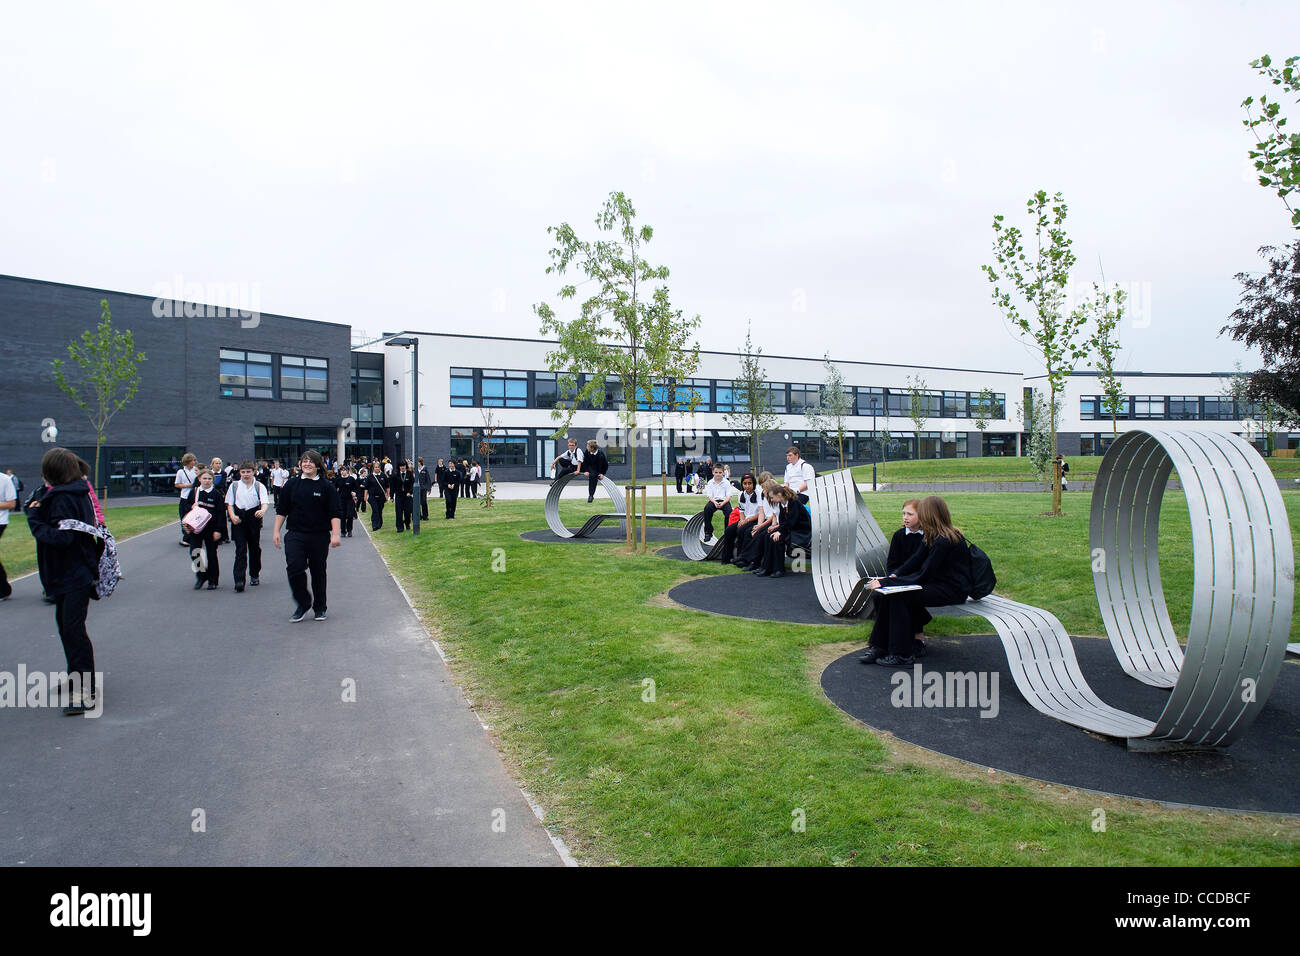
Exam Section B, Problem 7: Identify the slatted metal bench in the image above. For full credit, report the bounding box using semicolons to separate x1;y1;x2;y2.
544;472;689;539
682;510;812;566
808;428;1294;751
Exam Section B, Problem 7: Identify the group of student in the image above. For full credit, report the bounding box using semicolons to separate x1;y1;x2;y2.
550;438;609;503
693;446;817;578
675;457;732;494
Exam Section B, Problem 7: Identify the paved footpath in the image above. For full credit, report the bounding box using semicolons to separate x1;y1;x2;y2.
0;521;564;866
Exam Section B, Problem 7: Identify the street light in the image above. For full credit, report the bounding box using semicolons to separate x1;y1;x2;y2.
385;335;421;535
870;399;878;491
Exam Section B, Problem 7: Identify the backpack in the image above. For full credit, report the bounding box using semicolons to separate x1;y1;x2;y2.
56;518;122;599
967;542;996;600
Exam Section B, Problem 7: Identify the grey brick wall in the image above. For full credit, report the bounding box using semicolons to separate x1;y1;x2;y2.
0;275;351;492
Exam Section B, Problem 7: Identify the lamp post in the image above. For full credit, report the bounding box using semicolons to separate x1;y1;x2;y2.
385;335;421;535
870;399;878;491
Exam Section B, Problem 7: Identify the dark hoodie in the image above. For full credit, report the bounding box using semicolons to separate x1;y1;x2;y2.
25;481;99;596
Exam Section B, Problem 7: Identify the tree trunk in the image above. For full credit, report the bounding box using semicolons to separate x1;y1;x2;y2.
93;438;103;500
1050;386;1061;515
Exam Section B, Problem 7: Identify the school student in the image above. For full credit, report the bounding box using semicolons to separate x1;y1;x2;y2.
469;461;480;498
754;486;811;578
444;459;460;518
783;445;816;504
417;457;431;519
740;478;782;570
273;450;342;623
186;469;228;590
581;440;608;503
390;461;414;532
333;465;359;537
0;466;16;600
700;463;736;541
270;460;289;509
174;453;199;546
225;460;269;592
861;496;972;667
434;459;446;498
674;458;686;494
361;466;388;531
718;473;760;565
551;438;583;479
23;448;101;714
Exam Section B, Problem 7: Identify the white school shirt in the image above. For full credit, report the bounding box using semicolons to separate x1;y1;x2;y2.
783;458;816;494
0;472;14;526
175;467;198;500
704;478;734;503
758;494;779;520
561;448;584;467
226;479;269;511
271;468;289;488
737;492;762;519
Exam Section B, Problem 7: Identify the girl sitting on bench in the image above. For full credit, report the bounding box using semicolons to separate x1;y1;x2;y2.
719;473;760;564
753;485;811;578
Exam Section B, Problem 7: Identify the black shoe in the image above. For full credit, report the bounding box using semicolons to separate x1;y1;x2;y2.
250;577;259;586
587;495;594;503
290;606;310;623
314;610;327;622
63;691;96;716
179;540;189;547
752;569;769;577
859;647;884;664
194;579;205;590
235;584;245;593
875;654;915;667
703;533;712;542
207;583;218;590
914;640;928;659
769;570;785;578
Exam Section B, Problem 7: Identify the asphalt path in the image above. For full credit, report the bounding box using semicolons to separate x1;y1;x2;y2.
0;521;564;866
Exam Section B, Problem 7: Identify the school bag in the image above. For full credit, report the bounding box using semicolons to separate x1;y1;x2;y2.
56;518;122;599
966;541;997;600
182;504;211;534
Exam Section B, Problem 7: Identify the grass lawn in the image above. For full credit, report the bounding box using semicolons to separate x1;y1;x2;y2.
847;454;1300;485
1;505;180;581
370;488;1300;866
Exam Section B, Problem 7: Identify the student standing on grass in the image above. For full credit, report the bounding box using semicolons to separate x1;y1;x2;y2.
417;457;431;520
24;448;101;715
783;446;816;504
333;465;358;538
390;460;414;532
582;440;608;503
434;458;446;498
0;466;15;600
444;458;460;519
226;461;269;593
674;458;686;494
274;450;342;623
174;453;199;546
186;469;227;590
860;495;971;667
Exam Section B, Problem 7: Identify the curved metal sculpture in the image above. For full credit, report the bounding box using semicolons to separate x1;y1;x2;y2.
1089;428;1293;750
543;472;626;539
809;469;890;615
681;511;728;561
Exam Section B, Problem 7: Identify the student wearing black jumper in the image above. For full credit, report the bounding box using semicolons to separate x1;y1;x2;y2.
273;450;342;623
24;447;102;714
753;486;812;578
361;466;388;531
582;440;608;503
333;465;359;537
861;495;972;667
186;469;228;590
390;461;414;532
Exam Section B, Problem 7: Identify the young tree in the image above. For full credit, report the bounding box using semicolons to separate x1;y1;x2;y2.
971;386;998;453
50;298;147;496
1220;241;1300;424
477;409;499;508
534;191;701;551
804;353;852;470
640;372;702;511
981;189;1087;515
1018;388;1058;485
1242;53;1300;229
722;322;779;475
906;373;929;460
1076;275;1128;439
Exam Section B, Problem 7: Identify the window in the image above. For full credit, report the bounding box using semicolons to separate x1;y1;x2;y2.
281;355;328;402
482;369;527;408
1132;396;1165;420
713;380;735;413
219;349;273;399
483;429;528;466
789;384;820;413
1167;396;1200;421
1080;396;1101;420
789;431;825;460
450;368;474;407
534;372;558;409
856;387;885;417
714;433;750;461
942;391;967;418
603;433;625;465
1079;433;1116;456
449;428;475;461
680;378;711;412
1202;397;1237;421
766;383;788;414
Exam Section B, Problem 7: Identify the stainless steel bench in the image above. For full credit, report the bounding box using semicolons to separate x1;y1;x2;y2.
544;472;688;538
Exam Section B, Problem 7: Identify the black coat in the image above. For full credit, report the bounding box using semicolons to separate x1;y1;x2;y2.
890;533;972;599
186;486;229;543
389;470;414;499
776;499;812;548
886;528;927;576
363;475;388;504
585;450;609;477
674;461;686;479
25;481;100;597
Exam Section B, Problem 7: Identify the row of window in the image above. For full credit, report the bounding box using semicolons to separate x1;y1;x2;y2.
448;367;1007;419
1079;395;1263;422
221;350;329;402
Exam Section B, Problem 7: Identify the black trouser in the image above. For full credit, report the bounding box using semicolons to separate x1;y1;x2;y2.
231;507;262;585
358;490;366;512
743;525;771;566
461;477;471;498
717;521;742;563
54;585;96;693
470;480;478;498
285;529;330;614
186;527;220;584
701;500;731;538
419;490;429;519
0;524;9;597
370;498;385;530
868;582;965;657
437;478;444;498
178;497;191;538
675;475;683;493
394;494;411;531
445;484;458;518
587;472;601;499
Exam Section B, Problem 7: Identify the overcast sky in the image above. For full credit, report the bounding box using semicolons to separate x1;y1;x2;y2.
2;1;1297;376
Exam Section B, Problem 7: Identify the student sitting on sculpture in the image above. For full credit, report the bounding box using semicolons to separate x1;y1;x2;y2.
700;463;736;541
738;477;780;570
753;485;812;578
860;495;971;667
718;473;760;564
